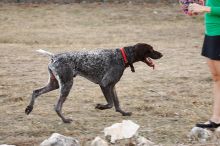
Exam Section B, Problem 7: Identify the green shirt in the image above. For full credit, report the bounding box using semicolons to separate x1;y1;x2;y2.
205;0;220;36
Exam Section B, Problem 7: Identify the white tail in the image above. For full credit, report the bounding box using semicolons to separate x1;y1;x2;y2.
36;49;54;57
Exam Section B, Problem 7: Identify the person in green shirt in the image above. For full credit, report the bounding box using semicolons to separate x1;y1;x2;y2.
189;0;220;129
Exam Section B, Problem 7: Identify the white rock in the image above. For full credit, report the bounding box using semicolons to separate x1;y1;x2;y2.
91;136;108;146
189;127;212;142
153;11;158;14
0;145;16;146
136;136;154;146
40;133;80;146
104;120;140;143
215;127;220;138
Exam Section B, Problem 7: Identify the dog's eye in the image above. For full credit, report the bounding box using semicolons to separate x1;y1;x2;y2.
147;49;154;54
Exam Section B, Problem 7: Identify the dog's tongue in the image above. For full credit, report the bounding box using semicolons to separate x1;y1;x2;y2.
145;57;155;69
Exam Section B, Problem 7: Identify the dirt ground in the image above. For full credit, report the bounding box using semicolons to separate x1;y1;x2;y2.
0;2;219;146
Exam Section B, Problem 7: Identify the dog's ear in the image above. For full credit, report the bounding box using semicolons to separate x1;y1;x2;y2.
135;43;153;52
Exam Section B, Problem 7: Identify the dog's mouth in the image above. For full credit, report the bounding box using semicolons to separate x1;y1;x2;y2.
144;57;155;69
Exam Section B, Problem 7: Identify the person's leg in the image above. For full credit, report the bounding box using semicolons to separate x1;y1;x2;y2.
207;59;220;123
196;59;220;128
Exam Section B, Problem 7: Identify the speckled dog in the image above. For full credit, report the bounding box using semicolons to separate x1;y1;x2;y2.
25;43;162;123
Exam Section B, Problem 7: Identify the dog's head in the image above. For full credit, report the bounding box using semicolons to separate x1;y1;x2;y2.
133;43;163;68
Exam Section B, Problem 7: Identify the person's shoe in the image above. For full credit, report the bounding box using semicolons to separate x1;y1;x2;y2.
196;120;220;129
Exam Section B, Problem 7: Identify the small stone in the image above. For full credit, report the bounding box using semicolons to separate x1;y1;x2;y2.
189;127;212;142
40;133;79;146
136;136;154;146
104;120;140;143
215;127;220;138
91;136;108;146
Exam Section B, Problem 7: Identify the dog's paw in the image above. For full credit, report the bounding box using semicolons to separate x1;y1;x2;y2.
95;104;113;110
116;109;132;116
122;112;132;116
95;104;104;110
25;105;33;115
63;118;73;123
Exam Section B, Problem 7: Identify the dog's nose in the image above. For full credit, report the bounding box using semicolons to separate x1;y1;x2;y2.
154;51;162;58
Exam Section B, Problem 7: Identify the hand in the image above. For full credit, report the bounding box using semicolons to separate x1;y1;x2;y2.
198;0;204;5
188;3;210;15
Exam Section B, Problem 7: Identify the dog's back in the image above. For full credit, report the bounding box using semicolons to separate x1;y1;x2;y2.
49;49;124;83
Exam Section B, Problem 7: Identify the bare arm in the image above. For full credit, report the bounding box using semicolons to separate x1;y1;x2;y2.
189;3;220;16
189;3;210;14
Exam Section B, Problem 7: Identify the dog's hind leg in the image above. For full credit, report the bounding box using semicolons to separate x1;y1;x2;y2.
25;69;59;115
95;85;113;110
54;67;74;123
54;79;73;123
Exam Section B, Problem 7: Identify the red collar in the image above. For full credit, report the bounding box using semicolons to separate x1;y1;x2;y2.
120;48;128;65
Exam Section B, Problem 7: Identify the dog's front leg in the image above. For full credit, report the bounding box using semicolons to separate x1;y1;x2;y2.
96;85;114;110
96;68;120;110
98;68;131;116
112;86;132;116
